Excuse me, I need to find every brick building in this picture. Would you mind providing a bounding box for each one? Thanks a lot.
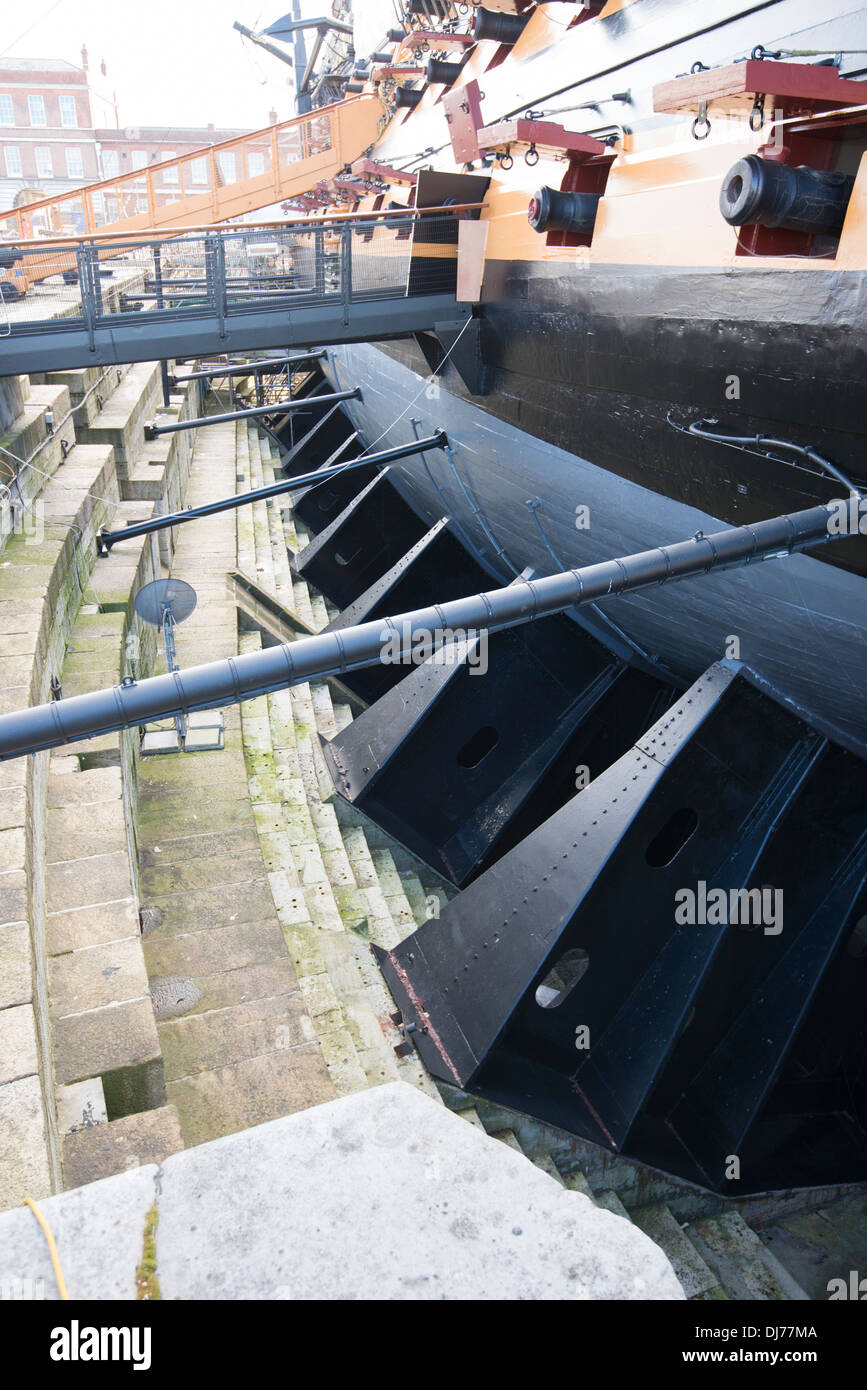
[0,51,248,216]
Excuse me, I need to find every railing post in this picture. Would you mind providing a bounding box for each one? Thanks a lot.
[214,234,227,341]
[314,227,325,297]
[153,245,171,407]
[77,242,98,353]
[341,221,352,326]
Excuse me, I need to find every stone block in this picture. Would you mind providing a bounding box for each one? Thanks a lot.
[0,1075,52,1211]
[0,921,31,1008]
[0,1004,39,1084]
[61,1106,184,1189]
[49,936,149,1017]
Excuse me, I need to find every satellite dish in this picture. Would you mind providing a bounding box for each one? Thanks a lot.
[134,577,197,627]
[133,579,198,742]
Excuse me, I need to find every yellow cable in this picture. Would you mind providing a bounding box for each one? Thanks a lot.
[24,1197,69,1300]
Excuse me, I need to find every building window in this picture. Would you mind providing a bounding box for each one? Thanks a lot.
[65,147,84,180]
[59,95,77,128]
[161,151,178,184]
[217,150,236,183]
[0,96,13,126]
[131,150,147,172]
[101,149,119,178]
[248,151,265,178]
[28,95,47,126]
[191,156,208,185]
[35,146,53,179]
[4,146,22,178]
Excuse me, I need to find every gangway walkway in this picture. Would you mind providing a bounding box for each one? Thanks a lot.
[0,208,475,375]
[0,97,381,259]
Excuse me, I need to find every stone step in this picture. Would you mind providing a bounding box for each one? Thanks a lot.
[60,1104,184,1189]
[135,419,334,1150]
[76,362,161,489]
[554,1163,596,1201]
[630,1203,723,1300]
[685,1210,810,1301]
[29,364,130,429]
[748,1195,867,1301]
[0,381,72,523]
[490,1127,523,1153]
[594,1188,632,1221]
[238,639,384,1096]
[397,869,432,927]
[45,517,164,1125]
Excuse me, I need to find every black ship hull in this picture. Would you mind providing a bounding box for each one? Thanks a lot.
[323,329,867,759]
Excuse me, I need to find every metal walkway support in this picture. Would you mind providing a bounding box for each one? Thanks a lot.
[0,500,845,761]
[96,432,447,554]
[0,208,476,375]
[376,663,867,1194]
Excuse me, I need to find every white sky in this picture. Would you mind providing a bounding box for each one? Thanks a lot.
[1,1,335,131]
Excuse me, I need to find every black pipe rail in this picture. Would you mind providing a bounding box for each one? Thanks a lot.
[0,501,842,761]
[143,388,361,439]
[97,432,448,554]
[169,351,327,385]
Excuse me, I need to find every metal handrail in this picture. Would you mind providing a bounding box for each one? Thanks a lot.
[6,205,487,251]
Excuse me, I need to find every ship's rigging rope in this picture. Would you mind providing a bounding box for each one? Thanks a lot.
[524,495,682,679]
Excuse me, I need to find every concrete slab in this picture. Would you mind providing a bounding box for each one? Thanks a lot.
[0,1082,682,1299]
[0,1163,156,1297]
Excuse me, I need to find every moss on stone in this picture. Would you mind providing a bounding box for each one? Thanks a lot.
[135,1201,161,1301]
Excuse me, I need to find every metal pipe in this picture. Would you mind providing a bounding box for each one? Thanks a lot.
[232,20,299,72]
[97,432,447,553]
[169,351,326,385]
[143,388,360,439]
[0,501,842,761]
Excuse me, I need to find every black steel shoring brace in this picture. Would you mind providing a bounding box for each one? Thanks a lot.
[97,431,449,555]
[143,388,361,440]
[0,499,846,761]
[168,350,327,386]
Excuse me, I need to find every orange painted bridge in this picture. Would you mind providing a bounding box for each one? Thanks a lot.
[0,96,383,292]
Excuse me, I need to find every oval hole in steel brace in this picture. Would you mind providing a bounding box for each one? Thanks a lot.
[535,949,590,1009]
[457,725,500,769]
